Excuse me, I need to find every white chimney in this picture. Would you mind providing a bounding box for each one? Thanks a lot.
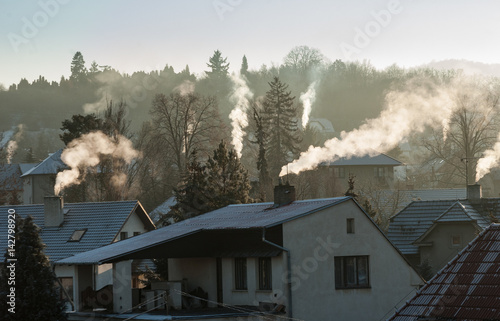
[44,196,64,227]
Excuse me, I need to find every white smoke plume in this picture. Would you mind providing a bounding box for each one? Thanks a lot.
[229,73,254,158]
[5,124,25,164]
[54,131,139,195]
[300,81,317,128]
[174,80,195,96]
[281,79,455,176]
[476,132,500,182]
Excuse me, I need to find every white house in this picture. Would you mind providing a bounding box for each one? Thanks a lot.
[59,183,423,321]
[0,196,155,311]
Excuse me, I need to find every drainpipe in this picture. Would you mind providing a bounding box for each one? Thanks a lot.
[261,228,293,319]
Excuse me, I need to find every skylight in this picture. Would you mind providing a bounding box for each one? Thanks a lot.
[68,229,87,242]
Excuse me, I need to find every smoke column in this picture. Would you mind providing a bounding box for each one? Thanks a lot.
[476,132,500,181]
[229,74,254,158]
[300,81,317,128]
[54,131,139,195]
[281,79,455,176]
[5,124,24,164]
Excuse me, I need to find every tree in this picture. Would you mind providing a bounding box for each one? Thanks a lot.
[89,61,100,74]
[240,55,249,75]
[206,50,230,79]
[70,51,87,82]
[167,142,251,220]
[251,104,272,201]
[283,45,325,72]
[0,216,67,320]
[421,82,500,188]
[261,77,301,180]
[150,92,223,175]
[60,114,102,145]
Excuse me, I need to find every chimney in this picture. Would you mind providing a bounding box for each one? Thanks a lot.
[467,184,482,205]
[44,196,64,227]
[274,180,296,207]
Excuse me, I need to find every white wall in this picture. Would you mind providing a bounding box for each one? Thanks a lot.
[113,209,148,242]
[282,200,422,321]
[221,256,285,307]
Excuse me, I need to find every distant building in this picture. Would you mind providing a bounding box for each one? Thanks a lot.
[388,223,500,321]
[21,149,67,204]
[387,184,499,275]
[0,163,36,204]
[59,183,423,321]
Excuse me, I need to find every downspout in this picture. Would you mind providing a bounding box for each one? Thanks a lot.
[52,263,75,311]
[262,228,293,319]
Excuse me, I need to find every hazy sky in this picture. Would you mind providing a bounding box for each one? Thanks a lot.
[1,0,500,87]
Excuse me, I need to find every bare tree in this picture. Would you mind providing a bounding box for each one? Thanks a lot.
[283,45,325,72]
[421,83,500,187]
[150,92,225,175]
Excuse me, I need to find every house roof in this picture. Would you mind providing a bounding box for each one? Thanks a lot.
[388,224,500,321]
[0,200,154,262]
[308,117,335,133]
[57,197,352,265]
[321,153,402,166]
[0,164,22,190]
[149,196,177,223]
[20,149,68,177]
[387,199,500,255]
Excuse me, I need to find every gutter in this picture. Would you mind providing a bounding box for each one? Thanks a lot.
[261,228,293,319]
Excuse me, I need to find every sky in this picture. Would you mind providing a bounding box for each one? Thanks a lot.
[1,0,500,87]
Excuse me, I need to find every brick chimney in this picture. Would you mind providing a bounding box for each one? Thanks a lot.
[274,180,296,207]
[467,184,482,205]
[44,196,64,227]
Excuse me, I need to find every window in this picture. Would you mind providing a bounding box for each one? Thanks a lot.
[374,167,386,177]
[133,232,141,237]
[234,258,247,290]
[335,256,370,289]
[68,229,87,242]
[258,257,272,290]
[346,218,355,234]
[58,277,74,302]
[451,235,461,247]
[334,167,346,178]
[120,232,128,240]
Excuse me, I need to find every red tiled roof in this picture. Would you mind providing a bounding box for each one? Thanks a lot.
[389,224,500,321]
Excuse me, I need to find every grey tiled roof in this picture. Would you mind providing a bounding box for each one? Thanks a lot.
[20,149,68,177]
[387,199,500,255]
[58,197,351,265]
[388,224,500,321]
[0,200,153,262]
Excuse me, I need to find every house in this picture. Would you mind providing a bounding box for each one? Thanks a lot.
[0,197,155,311]
[388,223,500,321]
[387,184,498,276]
[0,163,36,204]
[148,195,177,224]
[58,183,423,321]
[20,149,67,204]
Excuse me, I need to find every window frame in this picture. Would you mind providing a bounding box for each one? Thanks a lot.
[68,228,87,242]
[120,231,128,240]
[346,218,355,234]
[258,257,272,291]
[234,257,248,290]
[58,277,74,302]
[334,256,370,289]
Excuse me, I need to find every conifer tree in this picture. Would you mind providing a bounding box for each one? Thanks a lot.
[240,55,249,75]
[70,51,87,82]
[0,216,67,320]
[206,50,230,79]
[261,77,301,180]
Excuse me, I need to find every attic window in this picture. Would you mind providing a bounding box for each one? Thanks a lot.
[68,229,87,242]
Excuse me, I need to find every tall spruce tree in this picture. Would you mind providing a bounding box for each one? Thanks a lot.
[0,216,67,320]
[206,50,230,79]
[240,55,249,75]
[70,51,87,82]
[261,77,301,180]
[251,104,272,201]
